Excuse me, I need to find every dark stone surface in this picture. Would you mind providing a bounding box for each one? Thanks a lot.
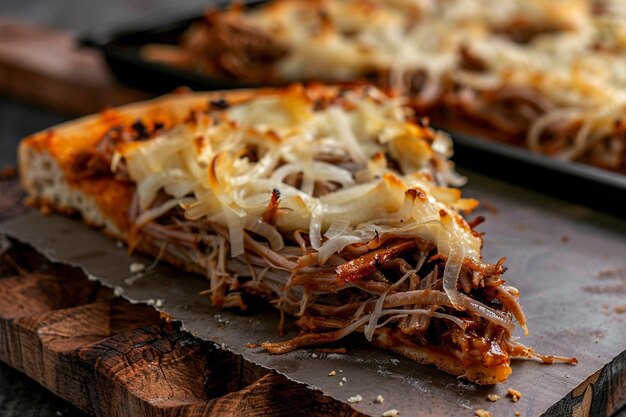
[0,0,210,35]
[0,98,66,170]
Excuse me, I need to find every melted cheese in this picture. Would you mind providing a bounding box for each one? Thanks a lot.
[115,88,482,264]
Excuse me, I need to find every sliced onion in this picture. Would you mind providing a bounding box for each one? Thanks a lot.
[364,289,389,341]
[443,247,466,309]
[318,235,362,265]
[244,216,284,251]
[327,106,367,163]
[270,162,302,183]
[383,290,452,308]
[372,219,442,237]
[324,218,352,239]
[389,268,418,290]
[164,180,196,199]
[309,204,324,250]
[312,161,354,186]
[137,169,188,210]
[527,109,579,152]
[182,194,221,220]
[226,210,245,257]
[134,198,192,228]
[231,151,280,186]
[301,157,315,195]
[461,294,515,335]
[319,181,379,205]
[382,309,468,331]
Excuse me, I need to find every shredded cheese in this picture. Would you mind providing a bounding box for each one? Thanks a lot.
[116,87,482,300]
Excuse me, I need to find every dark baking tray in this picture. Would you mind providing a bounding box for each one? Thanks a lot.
[446,131,626,217]
[81,9,626,216]
[81,0,270,93]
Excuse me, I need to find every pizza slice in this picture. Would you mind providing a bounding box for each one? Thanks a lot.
[19,84,574,384]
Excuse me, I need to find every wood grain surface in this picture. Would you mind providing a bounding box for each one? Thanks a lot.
[0,242,360,417]
[0,19,150,116]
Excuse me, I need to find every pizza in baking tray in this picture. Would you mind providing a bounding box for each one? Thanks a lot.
[141,0,626,173]
[19,85,575,384]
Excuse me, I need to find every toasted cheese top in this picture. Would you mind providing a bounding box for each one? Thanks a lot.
[113,86,481,283]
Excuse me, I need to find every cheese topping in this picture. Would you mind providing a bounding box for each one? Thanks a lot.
[114,87,481,295]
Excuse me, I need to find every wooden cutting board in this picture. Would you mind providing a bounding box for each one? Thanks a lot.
[0,247,357,417]
[0,19,149,116]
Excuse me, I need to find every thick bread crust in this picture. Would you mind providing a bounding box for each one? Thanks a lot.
[19,149,129,237]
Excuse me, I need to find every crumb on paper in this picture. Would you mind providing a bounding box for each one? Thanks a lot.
[113,286,124,297]
[146,298,164,308]
[474,409,491,417]
[487,394,500,402]
[339,381,345,386]
[328,370,337,377]
[246,343,258,348]
[129,262,146,273]
[507,388,522,402]
[347,395,363,403]
[375,394,385,404]
[341,377,347,382]
[382,409,399,417]
[311,353,318,358]
[515,412,521,417]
